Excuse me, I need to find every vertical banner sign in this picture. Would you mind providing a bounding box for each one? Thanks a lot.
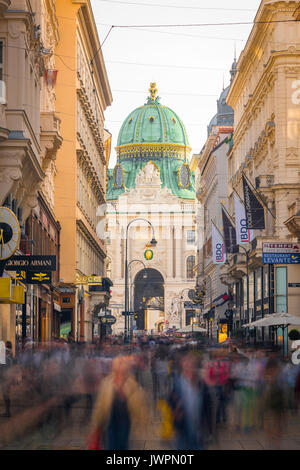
[221,207,239,253]
[242,175,265,229]
[212,222,226,265]
[234,193,254,245]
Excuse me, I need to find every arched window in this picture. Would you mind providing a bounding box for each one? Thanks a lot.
[186,255,195,279]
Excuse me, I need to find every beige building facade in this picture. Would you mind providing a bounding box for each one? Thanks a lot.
[225,0,300,346]
[0,0,62,351]
[195,77,234,340]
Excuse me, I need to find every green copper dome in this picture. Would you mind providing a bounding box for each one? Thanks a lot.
[117,83,189,148]
[107,84,195,201]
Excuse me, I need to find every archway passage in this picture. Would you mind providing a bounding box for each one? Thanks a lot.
[134,268,164,331]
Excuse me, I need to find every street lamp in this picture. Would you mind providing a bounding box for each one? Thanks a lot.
[237,245,251,344]
[124,218,157,342]
[198,274,213,339]
[128,259,147,340]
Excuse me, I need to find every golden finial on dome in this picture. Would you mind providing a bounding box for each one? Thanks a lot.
[149,82,158,100]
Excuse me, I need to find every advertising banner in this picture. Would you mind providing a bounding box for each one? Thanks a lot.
[242,175,265,229]
[221,206,238,253]
[211,222,226,265]
[234,193,254,245]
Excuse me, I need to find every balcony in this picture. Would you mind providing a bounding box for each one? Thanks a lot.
[88,278,113,316]
[284,215,300,239]
[40,112,63,171]
[0,0,10,14]
[0,104,9,142]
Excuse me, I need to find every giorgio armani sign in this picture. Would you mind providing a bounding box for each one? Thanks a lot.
[6,255,56,271]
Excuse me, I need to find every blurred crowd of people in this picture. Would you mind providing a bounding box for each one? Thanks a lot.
[0,335,299,450]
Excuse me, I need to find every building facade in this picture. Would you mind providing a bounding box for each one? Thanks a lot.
[195,77,234,341]
[106,84,196,335]
[54,0,112,342]
[225,0,300,348]
[0,0,63,351]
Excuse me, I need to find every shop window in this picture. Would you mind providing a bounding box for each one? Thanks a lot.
[276,266,287,313]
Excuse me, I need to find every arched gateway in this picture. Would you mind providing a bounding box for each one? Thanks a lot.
[134,268,164,332]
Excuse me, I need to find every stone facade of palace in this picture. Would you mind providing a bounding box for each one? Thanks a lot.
[106,84,197,335]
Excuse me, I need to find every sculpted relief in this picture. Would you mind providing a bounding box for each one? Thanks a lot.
[135,162,161,185]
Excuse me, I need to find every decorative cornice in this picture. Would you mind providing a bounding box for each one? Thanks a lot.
[77,149,105,203]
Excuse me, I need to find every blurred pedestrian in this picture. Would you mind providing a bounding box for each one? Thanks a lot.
[89,355,150,450]
[168,353,212,450]
[262,357,287,449]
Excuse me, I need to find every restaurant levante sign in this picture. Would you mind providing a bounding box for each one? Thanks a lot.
[6,255,56,271]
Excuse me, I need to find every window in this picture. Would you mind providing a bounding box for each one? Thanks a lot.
[0,41,4,81]
[0,41,5,104]
[187,230,195,245]
[186,255,195,279]
[276,267,287,313]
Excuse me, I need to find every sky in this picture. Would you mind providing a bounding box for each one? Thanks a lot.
[91,0,262,168]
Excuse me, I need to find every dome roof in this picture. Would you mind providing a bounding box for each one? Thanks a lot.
[117,83,189,148]
[207,85,234,136]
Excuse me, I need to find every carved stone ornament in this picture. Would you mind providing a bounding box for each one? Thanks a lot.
[135,162,161,185]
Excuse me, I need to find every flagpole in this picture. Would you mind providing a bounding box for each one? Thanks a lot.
[211,219,225,240]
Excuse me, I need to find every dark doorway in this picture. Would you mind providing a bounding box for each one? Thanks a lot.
[134,268,164,331]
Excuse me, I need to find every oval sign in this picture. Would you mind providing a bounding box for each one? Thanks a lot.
[100,315,116,325]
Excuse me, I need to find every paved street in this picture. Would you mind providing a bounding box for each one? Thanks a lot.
[1,377,300,451]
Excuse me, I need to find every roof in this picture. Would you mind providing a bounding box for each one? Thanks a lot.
[117,83,189,147]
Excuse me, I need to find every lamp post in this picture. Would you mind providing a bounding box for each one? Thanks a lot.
[128,259,147,341]
[238,246,250,343]
[124,218,157,343]
[202,274,213,339]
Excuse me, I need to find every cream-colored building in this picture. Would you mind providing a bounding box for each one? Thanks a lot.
[225,0,300,347]
[106,85,197,335]
[195,76,234,340]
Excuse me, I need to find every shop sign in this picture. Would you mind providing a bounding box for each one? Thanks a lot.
[184,301,202,309]
[16,270,52,284]
[288,283,300,288]
[100,315,116,325]
[6,255,56,271]
[262,253,300,264]
[75,274,102,285]
[263,243,300,253]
